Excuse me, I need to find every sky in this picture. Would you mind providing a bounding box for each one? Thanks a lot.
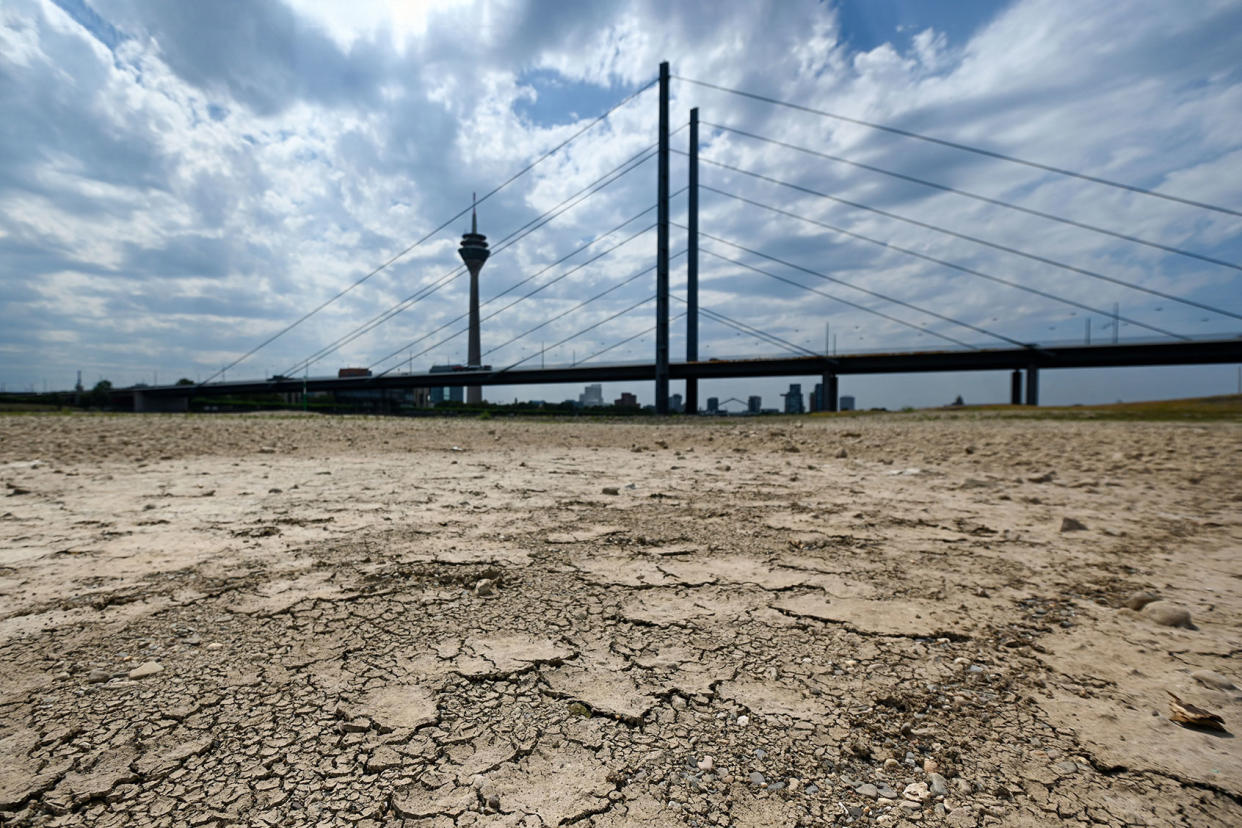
[1,0,1240,409]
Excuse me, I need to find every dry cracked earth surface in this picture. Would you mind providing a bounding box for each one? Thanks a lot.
[1,412,1240,827]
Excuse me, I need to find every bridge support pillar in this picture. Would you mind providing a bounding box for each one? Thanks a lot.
[684,107,699,416]
[134,391,188,413]
[654,61,670,414]
[823,373,838,412]
[1025,365,1039,406]
[1010,370,1023,405]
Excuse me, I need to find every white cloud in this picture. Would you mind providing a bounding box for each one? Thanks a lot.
[0,0,1239,406]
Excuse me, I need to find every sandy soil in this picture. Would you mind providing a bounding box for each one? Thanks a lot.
[0,411,1239,827]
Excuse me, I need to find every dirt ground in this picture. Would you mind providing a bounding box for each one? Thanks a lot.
[1,411,1239,827]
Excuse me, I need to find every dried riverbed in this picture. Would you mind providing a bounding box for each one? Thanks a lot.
[1,412,1239,826]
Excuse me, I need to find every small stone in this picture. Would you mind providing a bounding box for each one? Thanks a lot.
[856,783,879,799]
[1191,670,1236,691]
[206,642,224,651]
[670,695,686,710]
[601,487,620,496]
[923,758,940,775]
[883,758,900,771]
[928,773,948,797]
[835,448,848,458]
[1124,591,1161,611]
[128,661,163,679]
[749,772,766,787]
[876,784,900,799]
[473,578,496,597]
[903,782,930,802]
[697,756,714,772]
[567,701,591,718]
[1141,601,1194,628]
[1053,760,1079,775]
[735,715,749,727]
[1060,517,1087,532]
[86,668,110,683]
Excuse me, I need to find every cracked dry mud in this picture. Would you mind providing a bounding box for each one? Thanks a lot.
[1,412,1240,826]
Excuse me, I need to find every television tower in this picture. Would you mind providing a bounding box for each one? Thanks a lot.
[458,194,489,405]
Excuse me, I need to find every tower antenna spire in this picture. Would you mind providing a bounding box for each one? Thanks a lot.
[471,192,477,234]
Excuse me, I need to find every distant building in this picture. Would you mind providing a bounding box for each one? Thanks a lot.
[840,395,856,411]
[614,392,639,408]
[430,365,465,404]
[706,396,719,414]
[748,395,762,414]
[579,383,604,407]
[670,393,683,413]
[810,382,824,412]
[338,367,372,378]
[782,383,804,414]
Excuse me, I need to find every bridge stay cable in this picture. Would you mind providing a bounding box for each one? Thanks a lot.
[673,296,821,356]
[496,294,660,373]
[687,152,1242,322]
[201,75,658,386]
[578,311,687,367]
[677,211,998,349]
[372,204,671,376]
[484,252,686,361]
[283,142,664,377]
[696,246,985,350]
[695,191,1191,342]
[703,121,1242,274]
[673,75,1242,218]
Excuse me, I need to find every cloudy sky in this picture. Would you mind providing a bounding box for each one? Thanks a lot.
[2,0,1240,408]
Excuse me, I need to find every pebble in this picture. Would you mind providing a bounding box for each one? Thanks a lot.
[928,773,948,796]
[206,642,224,651]
[601,487,619,496]
[749,772,766,787]
[923,758,940,774]
[856,783,879,799]
[903,782,931,802]
[473,578,496,597]
[1060,517,1088,532]
[736,715,749,727]
[883,758,900,771]
[1141,601,1194,628]
[1124,591,1161,611]
[127,661,163,679]
[697,756,714,772]
[1191,669,1235,691]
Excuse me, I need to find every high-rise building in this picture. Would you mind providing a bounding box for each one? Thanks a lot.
[457,197,489,405]
[810,382,824,412]
[782,383,805,414]
[615,392,639,408]
[579,384,604,407]
[748,395,761,414]
[670,393,683,413]
[840,395,856,411]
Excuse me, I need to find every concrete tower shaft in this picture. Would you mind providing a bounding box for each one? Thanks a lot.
[458,196,489,405]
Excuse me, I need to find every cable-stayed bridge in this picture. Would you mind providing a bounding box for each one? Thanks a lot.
[134,62,1242,413]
